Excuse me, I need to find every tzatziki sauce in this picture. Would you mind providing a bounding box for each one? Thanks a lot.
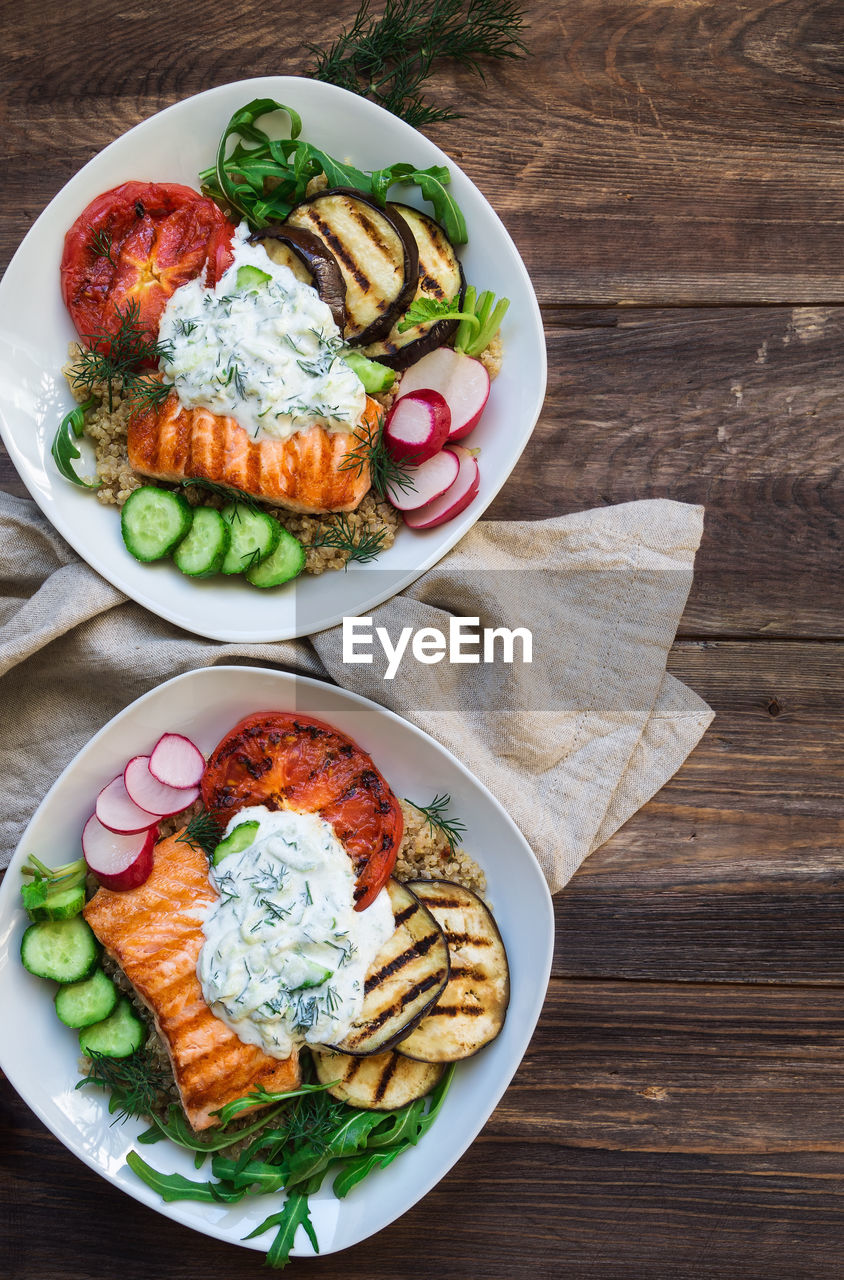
[158,223,365,442]
[197,805,394,1059]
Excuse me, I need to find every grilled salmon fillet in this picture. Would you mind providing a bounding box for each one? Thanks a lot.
[83,830,300,1130]
[127,390,379,514]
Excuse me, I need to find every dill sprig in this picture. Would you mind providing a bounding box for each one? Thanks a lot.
[177,477,262,512]
[406,792,467,854]
[308,512,388,567]
[176,807,223,858]
[88,225,116,266]
[339,408,416,501]
[77,1047,172,1124]
[70,298,174,413]
[308,0,529,128]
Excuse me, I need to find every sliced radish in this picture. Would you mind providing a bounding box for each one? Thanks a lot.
[384,389,450,464]
[396,347,490,441]
[95,774,158,835]
[149,732,205,789]
[83,814,156,891]
[124,755,199,817]
[387,447,460,513]
[404,445,481,529]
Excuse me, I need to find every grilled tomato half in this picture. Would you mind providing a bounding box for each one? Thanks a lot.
[61,181,235,348]
[201,712,404,911]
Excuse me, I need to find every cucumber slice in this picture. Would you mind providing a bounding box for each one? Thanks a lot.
[79,998,146,1059]
[211,820,260,866]
[341,349,396,394]
[173,506,230,578]
[246,529,306,588]
[27,885,86,922]
[20,916,99,983]
[220,503,281,575]
[55,968,118,1028]
[121,487,193,562]
[236,264,272,290]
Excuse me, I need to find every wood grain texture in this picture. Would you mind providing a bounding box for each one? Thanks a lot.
[5,981,844,1280]
[556,639,844,982]
[1,0,843,1276]
[3,0,843,301]
[486,306,844,636]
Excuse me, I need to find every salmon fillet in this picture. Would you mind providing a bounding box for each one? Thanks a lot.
[83,830,300,1130]
[127,391,379,514]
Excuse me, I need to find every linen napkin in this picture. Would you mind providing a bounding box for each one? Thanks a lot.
[0,491,712,892]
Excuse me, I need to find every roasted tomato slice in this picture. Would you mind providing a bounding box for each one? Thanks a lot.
[201,713,404,912]
[60,181,235,348]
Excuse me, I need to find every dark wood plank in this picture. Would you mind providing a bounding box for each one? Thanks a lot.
[3,1,843,302]
[487,305,844,637]
[5,980,844,1280]
[555,639,844,982]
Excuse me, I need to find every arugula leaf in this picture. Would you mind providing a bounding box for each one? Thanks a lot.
[51,399,100,489]
[201,99,468,243]
[245,1191,319,1269]
[212,1079,334,1126]
[125,1151,244,1204]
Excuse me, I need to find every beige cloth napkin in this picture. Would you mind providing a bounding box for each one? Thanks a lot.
[0,491,712,892]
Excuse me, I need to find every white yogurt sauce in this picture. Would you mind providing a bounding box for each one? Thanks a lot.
[158,223,365,442]
[197,805,394,1059]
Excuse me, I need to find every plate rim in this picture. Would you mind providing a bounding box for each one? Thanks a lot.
[0,664,555,1257]
[0,76,547,642]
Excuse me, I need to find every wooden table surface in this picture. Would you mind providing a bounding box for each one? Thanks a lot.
[2,2,842,1277]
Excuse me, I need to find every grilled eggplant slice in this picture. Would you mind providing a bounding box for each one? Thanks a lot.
[249,224,347,331]
[329,879,449,1056]
[312,1046,443,1111]
[363,204,466,371]
[285,188,419,346]
[397,881,510,1062]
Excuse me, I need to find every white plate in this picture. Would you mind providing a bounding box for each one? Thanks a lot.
[0,77,546,641]
[0,666,553,1259]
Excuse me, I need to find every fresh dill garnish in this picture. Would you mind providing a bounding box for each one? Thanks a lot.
[339,408,416,501]
[69,298,174,413]
[307,512,388,567]
[88,225,116,266]
[406,792,467,854]
[175,317,198,337]
[176,476,262,512]
[176,807,223,858]
[308,0,529,129]
[77,1047,172,1124]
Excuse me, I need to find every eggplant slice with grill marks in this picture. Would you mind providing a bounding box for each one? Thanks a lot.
[363,204,466,371]
[311,1046,443,1111]
[285,188,419,347]
[248,224,347,331]
[328,879,449,1056]
[396,881,510,1062]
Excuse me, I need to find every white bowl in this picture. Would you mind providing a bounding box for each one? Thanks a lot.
[0,666,554,1259]
[0,77,546,640]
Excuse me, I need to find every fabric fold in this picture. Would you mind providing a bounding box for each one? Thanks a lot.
[0,492,712,892]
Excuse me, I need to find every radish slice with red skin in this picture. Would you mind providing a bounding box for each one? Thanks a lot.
[404,445,480,529]
[387,447,459,512]
[149,732,205,789]
[82,815,156,891]
[396,347,490,441]
[384,390,450,464]
[95,774,159,835]
[124,755,199,816]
